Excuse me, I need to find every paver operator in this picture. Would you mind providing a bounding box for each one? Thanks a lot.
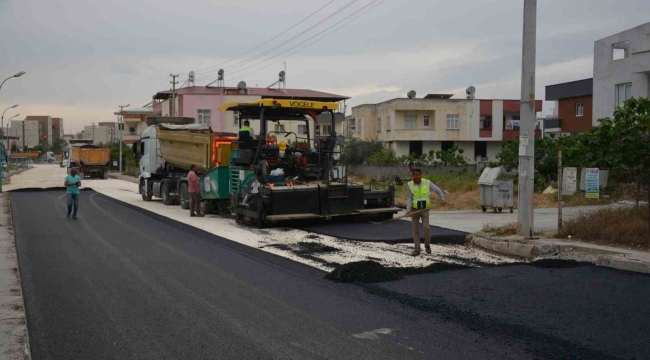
[64,168,82,219]
[405,169,446,256]
[238,120,253,139]
[188,164,204,217]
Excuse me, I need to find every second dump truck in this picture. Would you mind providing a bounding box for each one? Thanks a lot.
[137,117,235,212]
[68,144,110,179]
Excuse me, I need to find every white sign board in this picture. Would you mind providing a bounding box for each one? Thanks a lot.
[562,167,577,195]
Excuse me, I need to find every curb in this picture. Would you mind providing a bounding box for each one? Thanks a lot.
[467,234,650,275]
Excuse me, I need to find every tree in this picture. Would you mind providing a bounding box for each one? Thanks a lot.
[342,139,383,165]
[366,148,400,166]
[51,138,68,155]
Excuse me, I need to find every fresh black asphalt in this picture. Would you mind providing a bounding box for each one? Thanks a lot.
[11,190,650,360]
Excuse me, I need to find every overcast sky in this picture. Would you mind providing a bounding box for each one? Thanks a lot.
[1,0,649,132]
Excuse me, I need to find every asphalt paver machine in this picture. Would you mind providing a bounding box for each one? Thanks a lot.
[219,99,398,227]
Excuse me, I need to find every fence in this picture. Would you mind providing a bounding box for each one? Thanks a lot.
[557,151,650,246]
[123,165,139,177]
[349,164,478,178]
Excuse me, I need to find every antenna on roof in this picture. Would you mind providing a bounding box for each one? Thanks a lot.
[466,86,476,100]
[206,69,225,87]
[407,90,416,99]
[267,67,287,89]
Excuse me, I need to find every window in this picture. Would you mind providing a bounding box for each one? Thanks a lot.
[575,103,584,117]
[612,41,629,61]
[315,125,321,136]
[480,116,492,130]
[446,114,459,130]
[474,141,487,158]
[274,124,280,133]
[197,109,211,125]
[423,115,430,129]
[297,125,308,134]
[441,141,454,151]
[129,127,136,135]
[616,83,632,107]
[377,117,381,132]
[323,125,332,135]
[233,112,240,127]
[404,115,416,129]
[386,116,391,131]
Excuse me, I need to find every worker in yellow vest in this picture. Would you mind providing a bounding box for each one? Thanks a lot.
[405,169,446,256]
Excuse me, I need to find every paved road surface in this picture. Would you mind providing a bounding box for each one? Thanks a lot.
[12,190,650,359]
[12,190,525,360]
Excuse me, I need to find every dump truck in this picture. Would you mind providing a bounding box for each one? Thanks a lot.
[136,117,236,212]
[219,99,398,227]
[68,144,110,179]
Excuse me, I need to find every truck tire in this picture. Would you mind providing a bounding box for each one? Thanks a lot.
[180,183,189,210]
[200,201,213,215]
[141,180,153,201]
[161,181,175,206]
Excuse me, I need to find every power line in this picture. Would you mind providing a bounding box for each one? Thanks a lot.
[236,0,389,80]
[195,0,361,80]
[192,0,336,75]
[214,0,383,81]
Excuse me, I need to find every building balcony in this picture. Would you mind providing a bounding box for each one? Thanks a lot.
[502,129,542,142]
[544,118,562,130]
[479,129,493,138]
[381,129,436,141]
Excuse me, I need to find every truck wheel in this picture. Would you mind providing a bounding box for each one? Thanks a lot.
[180,183,189,210]
[200,201,213,215]
[140,180,152,201]
[161,181,175,206]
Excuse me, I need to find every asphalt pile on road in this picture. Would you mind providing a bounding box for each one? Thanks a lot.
[325,261,402,283]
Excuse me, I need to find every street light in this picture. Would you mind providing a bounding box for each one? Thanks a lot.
[0,71,26,193]
[118,104,129,173]
[2,104,19,147]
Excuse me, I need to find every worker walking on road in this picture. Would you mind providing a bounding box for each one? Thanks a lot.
[64,168,82,219]
[188,164,204,217]
[405,169,446,256]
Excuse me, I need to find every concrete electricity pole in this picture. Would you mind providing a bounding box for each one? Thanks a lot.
[170,74,179,116]
[118,104,129,173]
[518,0,537,238]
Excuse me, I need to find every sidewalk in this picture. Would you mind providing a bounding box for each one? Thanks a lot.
[467,232,650,274]
[0,193,30,359]
[107,171,138,184]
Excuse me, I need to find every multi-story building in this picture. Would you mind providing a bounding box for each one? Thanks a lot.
[98,122,118,144]
[83,125,113,146]
[349,93,542,163]
[152,86,348,140]
[52,118,64,141]
[24,116,53,148]
[593,22,650,123]
[544,78,593,137]
[10,120,40,149]
[112,106,154,145]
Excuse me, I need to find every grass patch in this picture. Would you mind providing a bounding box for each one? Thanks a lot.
[558,205,650,249]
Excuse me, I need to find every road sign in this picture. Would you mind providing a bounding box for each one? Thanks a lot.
[585,168,600,199]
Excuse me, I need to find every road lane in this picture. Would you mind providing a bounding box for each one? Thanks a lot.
[12,190,522,360]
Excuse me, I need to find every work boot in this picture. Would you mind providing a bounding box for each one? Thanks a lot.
[197,214,205,218]
[190,214,196,217]
[425,245,432,254]
[411,249,421,257]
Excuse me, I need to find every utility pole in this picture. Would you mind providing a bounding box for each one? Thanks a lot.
[170,74,179,116]
[118,104,129,173]
[518,0,537,238]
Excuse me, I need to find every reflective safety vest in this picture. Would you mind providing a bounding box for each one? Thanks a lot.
[239,126,253,137]
[408,179,431,210]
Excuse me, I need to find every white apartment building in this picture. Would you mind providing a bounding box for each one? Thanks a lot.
[349,93,542,164]
[593,22,650,123]
[10,120,40,149]
[83,125,113,146]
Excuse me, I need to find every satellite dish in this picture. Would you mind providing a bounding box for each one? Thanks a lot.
[189,71,195,77]
[466,86,476,99]
[279,71,285,77]
[407,90,416,99]
[237,81,247,90]
[218,69,224,76]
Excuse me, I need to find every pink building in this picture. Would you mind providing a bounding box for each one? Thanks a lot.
[152,86,348,135]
